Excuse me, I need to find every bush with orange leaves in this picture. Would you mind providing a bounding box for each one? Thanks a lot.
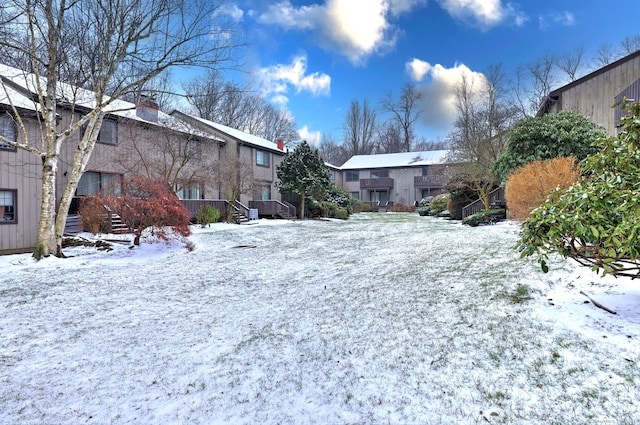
[505,157,581,220]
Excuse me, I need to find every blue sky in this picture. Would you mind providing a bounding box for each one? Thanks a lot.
[210,0,640,145]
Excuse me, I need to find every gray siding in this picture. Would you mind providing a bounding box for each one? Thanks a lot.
[549,52,640,135]
[0,123,42,253]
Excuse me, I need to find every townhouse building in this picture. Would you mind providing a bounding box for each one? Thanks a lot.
[339,150,455,207]
[0,64,290,254]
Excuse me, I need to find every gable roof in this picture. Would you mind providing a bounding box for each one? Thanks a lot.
[341,150,450,170]
[0,63,217,141]
[538,50,640,116]
[170,110,285,154]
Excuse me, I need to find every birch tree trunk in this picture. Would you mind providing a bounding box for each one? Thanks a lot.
[53,115,104,256]
[35,154,58,257]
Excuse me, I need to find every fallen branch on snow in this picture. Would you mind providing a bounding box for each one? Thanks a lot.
[579,291,617,315]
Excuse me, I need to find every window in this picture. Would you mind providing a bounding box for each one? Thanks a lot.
[77,172,121,196]
[0,115,17,150]
[371,170,389,178]
[256,150,270,167]
[177,182,202,200]
[259,185,271,201]
[97,119,118,145]
[328,170,336,181]
[345,171,359,182]
[186,140,201,159]
[0,190,16,223]
[350,191,360,200]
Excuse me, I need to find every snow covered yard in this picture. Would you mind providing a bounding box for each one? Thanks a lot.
[1,213,639,425]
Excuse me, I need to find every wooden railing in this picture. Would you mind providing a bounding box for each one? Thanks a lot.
[414,174,449,188]
[360,177,394,190]
[181,199,298,221]
[461,187,506,220]
[181,199,230,219]
[249,200,297,219]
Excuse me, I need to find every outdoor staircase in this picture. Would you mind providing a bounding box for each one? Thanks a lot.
[109,213,129,234]
[232,210,250,224]
[64,214,83,235]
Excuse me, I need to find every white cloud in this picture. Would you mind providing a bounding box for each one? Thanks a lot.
[438,0,525,29]
[406,58,432,82]
[214,3,244,23]
[407,60,487,132]
[539,11,575,30]
[258,0,425,65]
[389,0,427,16]
[298,125,322,147]
[256,54,331,104]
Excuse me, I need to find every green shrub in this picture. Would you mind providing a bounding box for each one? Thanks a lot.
[417,206,430,216]
[310,200,350,219]
[463,209,506,227]
[418,197,433,207]
[324,185,355,214]
[196,205,220,227]
[429,193,450,216]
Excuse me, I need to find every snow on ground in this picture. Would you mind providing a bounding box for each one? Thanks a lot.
[0,213,639,425]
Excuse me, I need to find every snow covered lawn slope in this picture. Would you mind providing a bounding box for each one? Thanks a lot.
[1,213,638,424]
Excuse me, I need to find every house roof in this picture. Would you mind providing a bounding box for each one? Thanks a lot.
[538,50,640,116]
[340,150,450,170]
[0,63,218,141]
[170,111,285,154]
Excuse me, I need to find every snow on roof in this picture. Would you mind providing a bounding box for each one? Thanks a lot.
[0,65,40,112]
[0,63,215,140]
[340,150,450,170]
[182,114,284,154]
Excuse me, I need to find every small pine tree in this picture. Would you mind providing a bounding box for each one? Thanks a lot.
[195,205,220,227]
[276,140,332,219]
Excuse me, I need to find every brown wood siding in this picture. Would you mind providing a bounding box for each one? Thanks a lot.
[555,54,640,135]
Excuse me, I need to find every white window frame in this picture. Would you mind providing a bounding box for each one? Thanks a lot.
[0,189,17,223]
[256,150,270,167]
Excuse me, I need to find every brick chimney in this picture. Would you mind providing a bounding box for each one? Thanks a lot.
[277,139,284,150]
[136,95,159,122]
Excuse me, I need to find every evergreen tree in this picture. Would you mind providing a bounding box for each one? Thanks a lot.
[276,141,332,219]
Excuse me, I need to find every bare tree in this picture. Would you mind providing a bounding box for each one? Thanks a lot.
[557,46,584,82]
[184,70,249,125]
[413,136,449,151]
[343,98,378,157]
[0,0,240,258]
[379,83,423,152]
[448,65,516,210]
[259,103,299,143]
[377,121,404,154]
[114,121,219,196]
[592,42,619,68]
[620,34,640,55]
[527,55,557,113]
[184,73,298,143]
[317,134,349,166]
